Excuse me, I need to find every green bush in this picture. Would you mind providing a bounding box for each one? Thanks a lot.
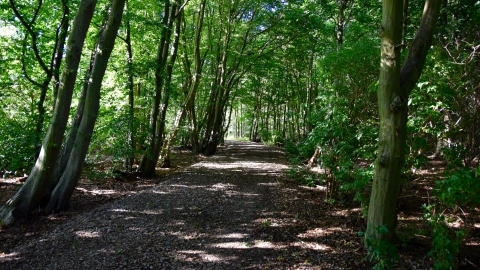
[423,204,465,270]
[89,109,141,167]
[363,225,400,270]
[422,166,480,269]
[0,117,37,174]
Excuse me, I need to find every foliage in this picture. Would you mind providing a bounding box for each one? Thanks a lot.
[299,38,378,202]
[423,204,465,270]
[341,166,373,216]
[421,165,480,269]
[89,107,142,168]
[287,164,322,187]
[362,225,400,270]
[0,115,37,174]
[435,167,480,208]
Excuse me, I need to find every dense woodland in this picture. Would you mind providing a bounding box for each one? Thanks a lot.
[0,0,479,268]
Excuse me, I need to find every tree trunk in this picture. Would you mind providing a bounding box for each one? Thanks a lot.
[49,77,88,192]
[139,0,173,177]
[124,0,136,172]
[46,0,126,212]
[0,0,98,226]
[366,0,441,244]
[52,0,70,112]
[49,32,101,192]
[159,0,206,164]
[155,5,181,168]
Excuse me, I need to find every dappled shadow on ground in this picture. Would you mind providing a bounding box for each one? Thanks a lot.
[1,141,478,269]
[0,141,371,269]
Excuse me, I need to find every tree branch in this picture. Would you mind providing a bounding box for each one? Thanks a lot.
[400,0,441,97]
[8,0,50,74]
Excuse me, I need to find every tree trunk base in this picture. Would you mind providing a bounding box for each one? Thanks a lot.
[0,206,24,226]
[201,142,217,156]
[160,158,171,168]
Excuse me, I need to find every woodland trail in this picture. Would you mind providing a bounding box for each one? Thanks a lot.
[1,141,371,269]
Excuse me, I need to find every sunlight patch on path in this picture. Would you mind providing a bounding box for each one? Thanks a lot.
[215,233,249,239]
[0,252,20,261]
[178,250,237,262]
[75,230,101,238]
[191,161,288,171]
[210,241,286,249]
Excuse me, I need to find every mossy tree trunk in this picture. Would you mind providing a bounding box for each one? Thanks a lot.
[159,0,206,165]
[139,0,178,177]
[366,0,441,244]
[46,0,126,213]
[0,0,98,226]
[124,0,136,172]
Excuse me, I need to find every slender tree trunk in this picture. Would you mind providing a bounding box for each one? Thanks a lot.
[139,0,174,177]
[220,94,235,144]
[0,0,97,226]
[179,14,200,154]
[50,28,102,192]
[366,0,405,244]
[156,6,182,168]
[403,0,409,49]
[52,0,70,112]
[306,40,316,132]
[366,0,441,244]
[159,0,206,164]
[124,0,136,172]
[49,77,88,192]
[337,0,349,47]
[46,0,126,212]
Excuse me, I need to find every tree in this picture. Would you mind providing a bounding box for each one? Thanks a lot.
[366,0,441,244]
[0,0,98,226]
[139,0,182,177]
[7,0,70,157]
[45,0,126,212]
[159,0,207,165]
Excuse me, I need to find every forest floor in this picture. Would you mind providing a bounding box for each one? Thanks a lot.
[0,140,479,269]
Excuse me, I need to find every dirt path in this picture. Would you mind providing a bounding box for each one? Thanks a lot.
[1,141,372,269]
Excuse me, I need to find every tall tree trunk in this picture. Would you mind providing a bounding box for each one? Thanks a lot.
[156,6,182,168]
[306,40,316,133]
[403,0,409,49]
[124,0,136,172]
[49,82,87,192]
[0,0,97,226]
[49,38,98,192]
[365,0,405,245]
[52,0,71,112]
[159,0,206,165]
[366,0,441,244]
[46,0,126,212]
[179,14,200,154]
[140,0,179,177]
[336,0,349,47]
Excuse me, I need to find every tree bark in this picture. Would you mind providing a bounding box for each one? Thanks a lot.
[0,0,97,226]
[124,0,136,172]
[52,0,71,112]
[155,3,183,167]
[140,0,180,177]
[46,0,126,212]
[49,77,88,192]
[159,0,206,164]
[366,0,441,244]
